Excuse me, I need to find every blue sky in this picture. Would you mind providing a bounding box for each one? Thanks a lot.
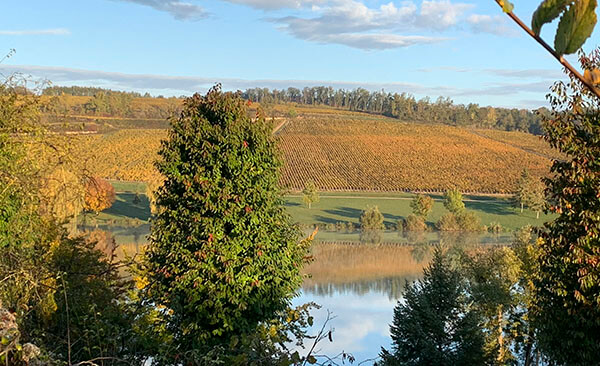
[1,0,599,108]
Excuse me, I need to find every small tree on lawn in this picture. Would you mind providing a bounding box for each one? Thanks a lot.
[410,194,433,218]
[379,247,488,365]
[360,205,385,244]
[143,86,310,360]
[444,188,465,214]
[527,179,545,219]
[302,180,319,209]
[83,177,116,215]
[515,169,532,213]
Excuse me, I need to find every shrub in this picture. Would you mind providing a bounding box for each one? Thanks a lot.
[437,213,460,231]
[404,214,426,232]
[457,211,482,232]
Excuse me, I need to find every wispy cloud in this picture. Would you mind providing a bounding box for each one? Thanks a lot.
[0,28,70,36]
[0,64,460,96]
[111,0,208,20]
[223,0,326,10]
[417,67,566,81]
[0,64,554,108]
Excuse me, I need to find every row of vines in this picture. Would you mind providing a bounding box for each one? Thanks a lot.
[72,113,553,193]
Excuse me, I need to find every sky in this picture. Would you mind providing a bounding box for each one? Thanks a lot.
[1,0,599,109]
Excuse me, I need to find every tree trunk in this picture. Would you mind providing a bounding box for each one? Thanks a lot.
[524,328,535,366]
[497,305,505,363]
[520,202,524,213]
[536,211,540,219]
[308,202,311,209]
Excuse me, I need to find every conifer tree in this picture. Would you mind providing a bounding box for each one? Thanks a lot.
[379,247,488,366]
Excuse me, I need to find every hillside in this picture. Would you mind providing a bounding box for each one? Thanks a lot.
[72,108,555,194]
[278,115,553,193]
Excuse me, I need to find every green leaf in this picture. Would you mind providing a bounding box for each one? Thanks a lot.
[532,0,573,35]
[307,355,317,364]
[498,0,515,13]
[555,0,598,55]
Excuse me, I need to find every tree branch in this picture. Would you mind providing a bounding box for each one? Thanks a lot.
[496,0,600,100]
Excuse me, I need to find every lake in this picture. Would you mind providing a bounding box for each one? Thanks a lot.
[88,224,513,364]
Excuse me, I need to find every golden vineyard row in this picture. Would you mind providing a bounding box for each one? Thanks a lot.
[72,116,554,193]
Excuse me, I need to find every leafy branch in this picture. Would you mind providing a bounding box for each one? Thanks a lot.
[495,0,600,99]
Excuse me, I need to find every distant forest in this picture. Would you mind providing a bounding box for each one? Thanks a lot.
[43,85,547,134]
[242,86,548,134]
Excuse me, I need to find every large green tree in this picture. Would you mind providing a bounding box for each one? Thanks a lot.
[143,86,310,359]
[530,51,600,364]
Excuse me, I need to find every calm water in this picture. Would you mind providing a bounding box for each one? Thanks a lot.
[87,224,512,364]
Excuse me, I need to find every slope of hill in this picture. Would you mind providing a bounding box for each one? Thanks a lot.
[73,109,555,193]
[278,116,551,193]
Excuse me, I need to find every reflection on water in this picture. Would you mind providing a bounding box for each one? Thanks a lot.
[90,225,512,364]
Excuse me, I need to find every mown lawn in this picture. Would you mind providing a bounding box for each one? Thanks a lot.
[96,181,553,233]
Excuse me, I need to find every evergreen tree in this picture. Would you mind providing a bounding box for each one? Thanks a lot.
[143,86,310,358]
[379,247,488,366]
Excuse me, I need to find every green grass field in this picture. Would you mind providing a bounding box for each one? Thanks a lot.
[94,181,552,234]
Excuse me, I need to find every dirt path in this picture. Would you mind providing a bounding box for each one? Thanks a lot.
[467,129,555,160]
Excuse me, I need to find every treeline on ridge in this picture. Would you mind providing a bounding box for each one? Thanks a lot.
[243,86,548,134]
[42,85,547,134]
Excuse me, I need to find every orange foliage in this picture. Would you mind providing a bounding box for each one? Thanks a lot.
[84,177,116,214]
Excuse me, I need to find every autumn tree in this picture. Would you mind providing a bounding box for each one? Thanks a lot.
[531,51,600,364]
[84,177,116,215]
[143,86,310,361]
[379,247,489,365]
[0,65,135,365]
[410,194,433,218]
[302,180,319,209]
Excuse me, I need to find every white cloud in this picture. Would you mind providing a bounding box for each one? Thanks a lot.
[271,0,472,50]
[418,0,474,30]
[223,0,327,10]
[0,29,70,36]
[466,14,518,36]
[314,33,447,50]
[112,0,208,20]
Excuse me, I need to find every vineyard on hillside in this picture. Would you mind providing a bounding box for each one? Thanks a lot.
[74,129,166,182]
[278,117,552,193]
[72,113,555,193]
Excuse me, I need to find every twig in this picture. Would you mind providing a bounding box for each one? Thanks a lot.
[71,357,131,366]
[495,0,600,100]
[303,310,337,366]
